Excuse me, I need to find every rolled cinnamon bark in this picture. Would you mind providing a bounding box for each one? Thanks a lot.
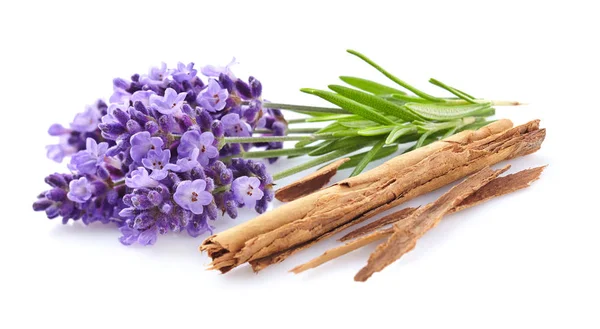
[201,119,544,273]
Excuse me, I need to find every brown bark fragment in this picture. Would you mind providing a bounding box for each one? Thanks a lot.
[293,166,545,274]
[354,166,510,282]
[341,166,546,241]
[275,158,350,202]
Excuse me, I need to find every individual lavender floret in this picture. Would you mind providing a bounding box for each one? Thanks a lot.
[172,62,198,83]
[201,57,237,78]
[197,79,229,112]
[149,88,188,115]
[142,149,172,180]
[177,131,219,166]
[126,167,159,189]
[67,177,94,203]
[129,131,164,163]
[173,179,213,214]
[231,176,264,208]
[68,138,109,175]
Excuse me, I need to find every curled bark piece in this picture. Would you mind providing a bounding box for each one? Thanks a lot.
[341,166,547,241]
[201,119,542,274]
[340,207,418,242]
[292,166,545,274]
[275,158,350,202]
[354,166,510,282]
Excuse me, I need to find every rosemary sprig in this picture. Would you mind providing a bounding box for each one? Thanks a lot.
[222,50,523,181]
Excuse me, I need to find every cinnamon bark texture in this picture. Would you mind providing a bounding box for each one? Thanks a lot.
[292,166,545,275]
[201,119,545,274]
[341,166,546,241]
[354,166,510,281]
[275,158,350,202]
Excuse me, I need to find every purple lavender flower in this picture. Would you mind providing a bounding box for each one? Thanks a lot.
[68,138,108,175]
[149,88,187,115]
[48,124,70,136]
[129,131,163,162]
[70,105,102,132]
[171,148,200,172]
[141,149,171,180]
[221,113,251,137]
[125,167,159,188]
[172,62,198,83]
[46,139,77,163]
[131,90,157,107]
[197,79,229,112]
[201,57,237,78]
[178,131,219,166]
[231,176,264,208]
[140,62,169,87]
[174,179,213,215]
[67,177,93,203]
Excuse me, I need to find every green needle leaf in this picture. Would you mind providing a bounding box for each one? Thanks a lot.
[306,114,355,122]
[308,136,380,156]
[357,125,395,136]
[429,78,477,104]
[339,76,407,95]
[385,126,418,144]
[337,145,399,170]
[328,84,422,121]
[350,140,385,177]
[390,93,431,104]
[301,88,397,126]
[346,49,444,102]
[404,102,493,121]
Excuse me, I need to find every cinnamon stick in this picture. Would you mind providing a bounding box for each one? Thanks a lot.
[341,166,546,241]
[274,157,350,202]
[201,119,545,273]
[291,166,545,274]
[354,166,510,281]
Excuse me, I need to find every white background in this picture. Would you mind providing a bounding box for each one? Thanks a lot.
[1,1,598,328]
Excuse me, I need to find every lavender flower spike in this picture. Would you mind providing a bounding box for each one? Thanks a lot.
[197,79,229,113]
[174,179,213,215]
[232,176,264,208]
[149,88,187,115]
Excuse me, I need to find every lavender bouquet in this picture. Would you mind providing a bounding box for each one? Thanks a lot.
[33,60,287,245]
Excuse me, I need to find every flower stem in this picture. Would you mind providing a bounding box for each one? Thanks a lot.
[253,127,321,134]
[242,146,318,159]
[263,102,348,114]
[287,118,309,124]
[223,134,335,144]
[273,146,362,181]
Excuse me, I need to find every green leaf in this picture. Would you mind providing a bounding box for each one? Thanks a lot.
[404,102,493,121]
[273,145,363,181]
[262,102,348,114]
[385,126,418,144]
[338,119,379,129]
[328,84,422,121]
[391,93,431,104]
[429,78,477,104]
[301,88,397,126]
[346,49,444,102]
[357,125,395,136]
[306,114,355,122]
[350,140,386,177]
[339,76,407,95]
[308,136,379,156]
[332,129,361,137]
[337,145,399,170]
